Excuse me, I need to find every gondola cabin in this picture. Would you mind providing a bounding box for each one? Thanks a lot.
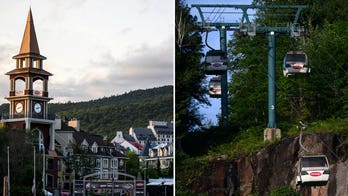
[296,155,330,186]
[283,51,310,77]
[205,50,228,75]
[209,76,221,98]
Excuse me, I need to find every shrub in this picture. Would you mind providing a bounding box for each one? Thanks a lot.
[269,185,299,196]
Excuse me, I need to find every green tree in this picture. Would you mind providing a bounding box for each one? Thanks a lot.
[0,127,42,195]
[124,151,140,177]
[175,0,208,136]
[228,0,348,128]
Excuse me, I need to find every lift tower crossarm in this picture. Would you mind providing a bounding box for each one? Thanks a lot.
[192,4,307,33]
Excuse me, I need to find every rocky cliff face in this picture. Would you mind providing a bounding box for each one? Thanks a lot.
[193,133,348,195]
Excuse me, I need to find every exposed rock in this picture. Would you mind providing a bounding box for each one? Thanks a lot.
[193,132,348,195]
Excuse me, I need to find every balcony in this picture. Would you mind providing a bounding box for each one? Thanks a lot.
[10,90,49,97]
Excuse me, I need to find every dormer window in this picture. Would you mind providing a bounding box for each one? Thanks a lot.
[92,146,97,153]
[92,142,98,153]
[81,144,88,152]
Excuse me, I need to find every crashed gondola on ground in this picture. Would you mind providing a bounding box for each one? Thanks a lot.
[296,155,330,186]
[209,76,221,98]
[205,50,228,75]
[283,51,310,77]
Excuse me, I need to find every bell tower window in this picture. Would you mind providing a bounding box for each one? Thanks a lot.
[15,78,25,96]
[33,79,43,96]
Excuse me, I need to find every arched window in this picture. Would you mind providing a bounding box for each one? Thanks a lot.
[32,128,44,152]
[15,78,25,96]
[33,79,43,96]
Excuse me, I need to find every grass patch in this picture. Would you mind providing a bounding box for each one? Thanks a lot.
[308,118,348,133]
[205,118,348,159]
[208,126,267,158]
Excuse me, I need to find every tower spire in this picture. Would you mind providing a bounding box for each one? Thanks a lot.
[14,8,44,59]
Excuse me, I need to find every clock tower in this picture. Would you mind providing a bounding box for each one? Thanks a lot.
[3,8,55,151]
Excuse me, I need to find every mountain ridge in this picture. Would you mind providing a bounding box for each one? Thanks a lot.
[0,85,173,136]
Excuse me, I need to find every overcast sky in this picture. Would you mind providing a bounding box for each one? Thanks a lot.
[0,0,173,104]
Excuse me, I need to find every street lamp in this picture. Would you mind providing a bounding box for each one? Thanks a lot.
[33,146,36,196]
[140,161,148,196]
[7,146,10,196]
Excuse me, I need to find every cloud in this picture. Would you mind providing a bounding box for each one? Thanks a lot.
[118,27,132,35]
[49,37,173,103]
[0,0,173,104]
[0,43,18,103]
[0,43,17,62]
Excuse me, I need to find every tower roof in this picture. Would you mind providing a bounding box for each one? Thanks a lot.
[13,8,46,59]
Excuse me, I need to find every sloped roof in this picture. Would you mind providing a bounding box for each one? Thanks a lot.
[73,130,125,157]
[130,141,143,150]
[153,122,173,134]
[73,131,104,146]
[13,8,46,60]
[6,67,52,76]
[141,140,152,157]
[123,133,136,142]
[133,128,156,141]
[147,178,174,186]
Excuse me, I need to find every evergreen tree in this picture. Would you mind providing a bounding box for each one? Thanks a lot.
[228,0,348,128]
[175,0,207,136]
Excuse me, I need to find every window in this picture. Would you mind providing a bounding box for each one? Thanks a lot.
[103,159,108,168]
[111,170,118,179]
[81,144,88,152]
[111,159,118,168]
[96,159,101,168]
[15,78,25,96]
[92,146,98,153]
[102,170,108,179]
[33,79,43,96]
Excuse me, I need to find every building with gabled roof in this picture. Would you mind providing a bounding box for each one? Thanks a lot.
[111,131,142,155]
[141,142,173,170]
[54,119,127,193]
[147,121,173,145]
[129,127,157,147]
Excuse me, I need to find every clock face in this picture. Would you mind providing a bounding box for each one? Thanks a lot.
[34,103,42,113]
[15,102,23,113]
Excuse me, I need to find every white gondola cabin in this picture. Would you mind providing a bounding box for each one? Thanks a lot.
[283,51,310,77]
[209,76,221,98]
[205,50,228,75]
[296,155,330,186]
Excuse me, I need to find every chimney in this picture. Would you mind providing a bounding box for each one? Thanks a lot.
[103,136,108,145]
[54,118,62,130]
[68,119,80,132]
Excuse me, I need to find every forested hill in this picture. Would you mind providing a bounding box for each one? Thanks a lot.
[0,86,173,136]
